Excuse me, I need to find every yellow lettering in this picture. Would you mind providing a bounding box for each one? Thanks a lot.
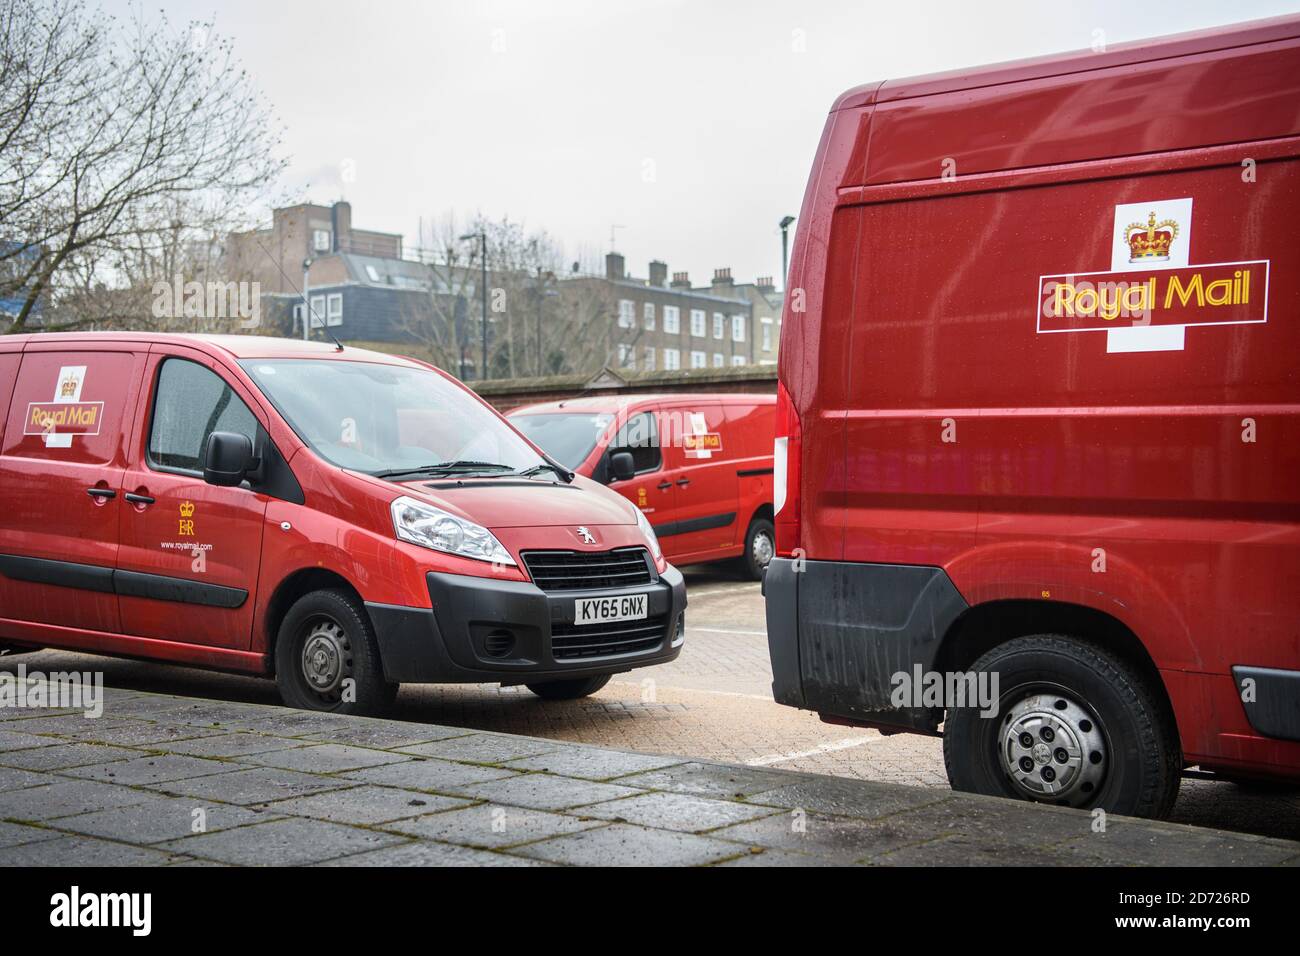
[1164,273,1204,309]
[1205,278,1233,306]
[178,519,195,536]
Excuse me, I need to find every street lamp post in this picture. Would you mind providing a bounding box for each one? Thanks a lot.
[302,258,313,341]
[459,231,488,380]
[779,216,796,285]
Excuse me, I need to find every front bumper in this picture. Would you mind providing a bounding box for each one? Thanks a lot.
[366,563,686,684]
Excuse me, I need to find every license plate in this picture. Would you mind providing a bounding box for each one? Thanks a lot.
[574,593,648,625]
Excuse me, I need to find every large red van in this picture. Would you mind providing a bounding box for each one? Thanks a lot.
[765,16,1300,817]
[509,394,776,579]
[0,334,685,712]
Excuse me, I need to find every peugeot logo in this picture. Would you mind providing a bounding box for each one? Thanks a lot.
[576,526,596,544]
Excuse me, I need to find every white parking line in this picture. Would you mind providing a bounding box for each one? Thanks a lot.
[687,583,762,600]
[689,626,768,637]
[746,735,881,766]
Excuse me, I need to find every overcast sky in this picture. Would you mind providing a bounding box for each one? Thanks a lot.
[160,0,1300,285]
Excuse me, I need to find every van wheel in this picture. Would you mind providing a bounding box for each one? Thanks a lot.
[943,634,1180,819]
[274,589,397,716]
[740,516,776,580]
[525,674,611,700]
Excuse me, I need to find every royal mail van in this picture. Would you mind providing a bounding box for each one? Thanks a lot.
[508,394,776,579]
[0,334,685,712]
[765,16,1300,817]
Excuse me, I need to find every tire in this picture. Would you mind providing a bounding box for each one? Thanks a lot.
[740,516,776,581]
[274,588,397,716]
[525,674,612,700]
[943,634,1181,819]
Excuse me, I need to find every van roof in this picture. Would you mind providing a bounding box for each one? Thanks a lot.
[4,332,425,367]
[832,13,1300,110]
[509,393,775,415]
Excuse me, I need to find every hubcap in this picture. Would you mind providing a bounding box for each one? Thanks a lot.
[301,619,348,694]
[752,529,775,568]
[999,691,1107,806]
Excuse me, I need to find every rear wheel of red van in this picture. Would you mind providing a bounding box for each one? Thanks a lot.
[274,589,398,716]
[740,516,776,581]
[943,635,1181,819]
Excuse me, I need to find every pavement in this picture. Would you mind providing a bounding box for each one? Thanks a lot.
[1,682,1298,866]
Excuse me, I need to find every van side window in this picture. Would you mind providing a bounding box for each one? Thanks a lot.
[610,411,660,474]
[149,359,258,473]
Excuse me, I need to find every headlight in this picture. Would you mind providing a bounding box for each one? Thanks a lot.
[635,507,662,561]
[391,496,516,566]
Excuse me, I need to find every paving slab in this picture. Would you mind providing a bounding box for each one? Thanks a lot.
[513,822,748,867]
[1,686,1297,867]
[341,757,518,792]
[255,785,472,825]
[386,804,606,848]
[158,816,406,866]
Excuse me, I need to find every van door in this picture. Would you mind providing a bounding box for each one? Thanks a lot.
[0,344,147,634]
[658,402,739,560]
[114,349,269,649]
[605,407,676,538]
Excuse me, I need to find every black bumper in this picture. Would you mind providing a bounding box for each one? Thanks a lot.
[366,564,686,684]
[1233,665,1300,742]
[763,557,968,733]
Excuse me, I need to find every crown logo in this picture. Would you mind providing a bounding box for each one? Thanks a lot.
[179,501,195,518]
[59,375,78,398]
[1125,211,1179,262]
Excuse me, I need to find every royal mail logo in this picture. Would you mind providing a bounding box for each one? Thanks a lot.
[1037,198,1269,353]
[24,401,104,437]
[682,432,722,453]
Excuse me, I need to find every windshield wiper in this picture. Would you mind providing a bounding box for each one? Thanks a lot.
[516,462,575,483]
[373,460,516,480]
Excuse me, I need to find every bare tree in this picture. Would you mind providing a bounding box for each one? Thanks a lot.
[401,213,620,380]
[0,0,284,332]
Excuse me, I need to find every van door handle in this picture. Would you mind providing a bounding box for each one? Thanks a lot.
[124,492,155,505]
[676,478,691,488]
[657,481,672,491]
[86,488,116,499]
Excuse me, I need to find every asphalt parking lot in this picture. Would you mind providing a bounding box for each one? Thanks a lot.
[4,564,1298,842]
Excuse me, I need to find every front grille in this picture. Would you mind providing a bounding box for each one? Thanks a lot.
[550,614,667,660]
[522,548,653,591]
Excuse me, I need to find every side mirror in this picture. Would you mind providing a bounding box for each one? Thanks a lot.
[204,431,254,487]
[609,451,636,482]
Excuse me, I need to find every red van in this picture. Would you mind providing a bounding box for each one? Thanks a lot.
[509,394,776,579]
[0,334,685,712]
[765,16,1300,818]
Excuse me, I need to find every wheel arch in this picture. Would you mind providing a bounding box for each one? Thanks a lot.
[934,598,1179,742]
[261,567,367,672]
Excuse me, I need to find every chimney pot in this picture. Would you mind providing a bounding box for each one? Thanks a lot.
[605,252,625,280]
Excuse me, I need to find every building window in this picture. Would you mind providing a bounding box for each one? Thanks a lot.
[713,313,724,339]
[690,309,706,337]
[663,348,680,370]
[712,353,724,367]
[643,346,656,371]
[618,299,636,329]
[643,302,655,330]
[326,293,343,327]
[663,305,680,334]
[309,295,326,328]
[313,229,331,253]
[731,314,745,342]
[761,317,774,351]
[731,355,746,367]
[617,343,635,368]
[690,351,706,369]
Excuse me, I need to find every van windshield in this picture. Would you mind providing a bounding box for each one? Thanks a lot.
[510,413,613,470]
[241,359,546,476]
